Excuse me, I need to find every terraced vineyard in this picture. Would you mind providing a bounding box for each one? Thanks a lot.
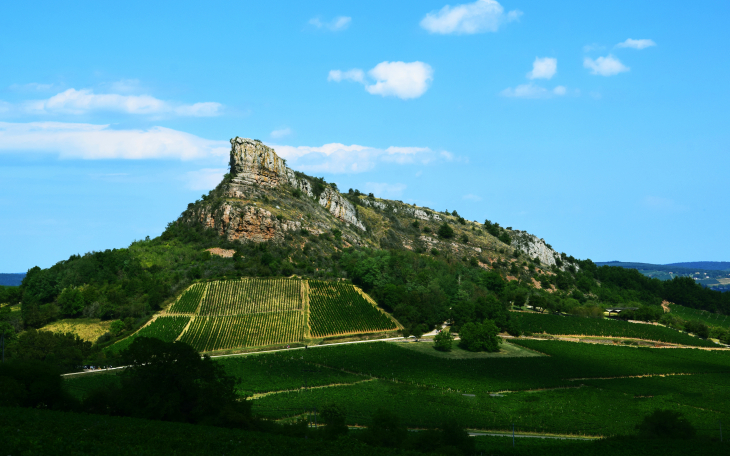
[199,278,300,315]
[512,312,718,347]
[168,283,206,313]
[180,311,304,352]
[109,316,190,352]
[308,281,399,337]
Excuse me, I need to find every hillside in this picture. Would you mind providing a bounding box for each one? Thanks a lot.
[596,261,730,292]
[7,136,730,356]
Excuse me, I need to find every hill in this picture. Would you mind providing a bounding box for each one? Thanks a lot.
[595,261,730,292]
[0,273,25,286]
[666,261,730,271]
[7,136,730,353]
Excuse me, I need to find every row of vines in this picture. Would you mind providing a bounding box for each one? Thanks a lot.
[109,316,190,352]
[512,313,718,347]
[668,303,730,329]
[180,311,304,351]
[168,283,206,313]
[199,279,301,315]
[308,281,397,337]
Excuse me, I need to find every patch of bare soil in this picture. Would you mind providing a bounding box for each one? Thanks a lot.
[207,248,235,258]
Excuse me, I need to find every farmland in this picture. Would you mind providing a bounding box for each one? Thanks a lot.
[511,312,718,347]
[108,316,190,352]
[308,281,398,337]
[668,303,730,329]
[179,312,304,351]
[113,278,398,352]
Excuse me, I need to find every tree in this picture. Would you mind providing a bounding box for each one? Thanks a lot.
[437,223,454,239]
[9,330,92,373]
[320,404,348,439]
[458,319,501,352]
[84,337,250,426]
[365,408,407,448]
[498,232,512,245]
[636,409,696,439]
[0,360,77,409]
[433,329,453,351]
[411,325,424,340]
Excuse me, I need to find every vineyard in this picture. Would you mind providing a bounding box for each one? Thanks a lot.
[668,303,730,328]
[111,278,399,352]
[180,312,304,351]
[168,283,206,313]
[109,316,190,352]
[512,312,718,347]
[308,281,398,337]
[199,279,301,315]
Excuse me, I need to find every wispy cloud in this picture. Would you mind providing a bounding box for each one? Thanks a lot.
[329,61,433,100]
[8,82,55,92]
[186,168,228,190]
[500,83,567,98]
[583,55,629,76]
[270,127,292,139]
[309,16,351,32]
[4,88,223,117]
[616,38,656,50]
[364,182,407,198]
[0,121,229,160]
[420,0,521,35]
[527,57,557,80]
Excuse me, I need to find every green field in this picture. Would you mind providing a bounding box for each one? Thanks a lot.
[511,312,718,347]
[668,303,730,329]
[108,316,190,352]
[180,312,304,351]
[168,283,206,313]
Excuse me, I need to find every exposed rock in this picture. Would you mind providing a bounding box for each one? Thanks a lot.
[206,248,235,258]
[187,203,301,243]
[510,231,559,268]
[318,188,365,231]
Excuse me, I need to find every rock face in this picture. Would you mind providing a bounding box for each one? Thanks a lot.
[510,231,559,267]
[319,188,365,231]
[189,202,301,243]
[229,137,292,188]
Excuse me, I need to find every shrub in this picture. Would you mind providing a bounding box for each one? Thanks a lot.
[636,409,696,439]
[433,330,453,352]
[458,320,501,352]
[437,223,454,239]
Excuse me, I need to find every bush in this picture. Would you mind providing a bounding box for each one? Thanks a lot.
[433,330,453,351]
[437,223,454,239]
[364,408,407,448]
[636,409,696,439]
[458,319,501,352]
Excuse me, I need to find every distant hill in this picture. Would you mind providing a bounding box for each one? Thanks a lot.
[0,273,25,287]
[665,261,730,271]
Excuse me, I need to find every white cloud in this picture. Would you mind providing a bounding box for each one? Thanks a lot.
[0,121,229,160]
[583,55,629,76]
[583,43,606,53]
[270,142,445,174]
[463,194,482,201]
[420,0,521,34]
[9,82,54,92]
[14,88,223,117]
[616,38,656,50]
[186,168,228,190]
[327,69,365,83]
[500,83,567,98]
[309,16,351,31]
[270,127,292,139]
[364,182,407,198]
[329,62,433,100]
[527,57,557,80]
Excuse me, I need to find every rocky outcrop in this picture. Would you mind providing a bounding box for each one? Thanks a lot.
[510,231,559,267]
[361,199,442,221]
[318,188,365,231]
[190,202,301,243]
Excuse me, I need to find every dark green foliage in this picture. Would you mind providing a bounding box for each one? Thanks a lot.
[683,320,710,339]
[320,404,348,439]
[363,408,407,448]
[458,319,501,352]
[0,360,76,409]
[8,330,93,373]
[636,410,696,439]
[498,232,512,245]
[0,285,21,305]
[108,316,190,353]
[437,223,454,239]
[433,330,453,351]
[85,337,251,426]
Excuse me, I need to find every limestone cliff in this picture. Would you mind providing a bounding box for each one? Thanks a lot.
[510,231,560,268]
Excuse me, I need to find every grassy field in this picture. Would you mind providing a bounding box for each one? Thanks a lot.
[396,340,542,359]
[41,318,113,342]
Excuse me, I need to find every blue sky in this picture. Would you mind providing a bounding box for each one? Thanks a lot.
[1,0,729,272]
